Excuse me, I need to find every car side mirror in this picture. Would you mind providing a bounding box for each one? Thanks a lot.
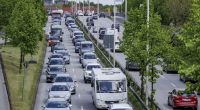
[46,62,49,65]
[49,32,52,34]
[168,92,172,94]
[41,105,45,108]
[91,81,94,87]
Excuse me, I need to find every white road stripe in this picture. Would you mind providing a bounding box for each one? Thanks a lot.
[170,83,176,88]
[78,93,81,98]
[160,75,165,79]
[81,106,84,110]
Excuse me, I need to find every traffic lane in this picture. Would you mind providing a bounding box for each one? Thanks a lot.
[61,19,97,110]
[78,16,200,110]
[0,63,10,110]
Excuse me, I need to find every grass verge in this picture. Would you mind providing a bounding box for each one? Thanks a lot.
[0,37,46,110]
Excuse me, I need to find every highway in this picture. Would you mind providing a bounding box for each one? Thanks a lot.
[78,16,200,110]
[34,16,97,110]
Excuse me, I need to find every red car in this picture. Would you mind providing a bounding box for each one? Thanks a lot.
[168,88,198,110]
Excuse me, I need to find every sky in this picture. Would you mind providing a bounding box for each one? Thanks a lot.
[68,0,123,5]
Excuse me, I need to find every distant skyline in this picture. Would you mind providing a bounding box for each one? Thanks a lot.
[68,0,123,5]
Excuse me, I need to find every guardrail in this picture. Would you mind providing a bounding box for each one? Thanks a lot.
[74,17,161,110]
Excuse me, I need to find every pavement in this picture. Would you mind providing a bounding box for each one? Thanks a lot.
[34,16,97,110]
[78,16,200,110]
[0,39,10,110]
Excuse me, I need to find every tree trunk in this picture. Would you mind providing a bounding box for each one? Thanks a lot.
[151,64,154,109]
[140,71,145,100]
[19,48,25,73]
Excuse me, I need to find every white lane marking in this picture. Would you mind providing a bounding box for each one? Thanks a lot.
[81,106,84,110]
[78,93,81,98]
[160,75,165,79]
[72,68,75,73]
[170,83,176,88]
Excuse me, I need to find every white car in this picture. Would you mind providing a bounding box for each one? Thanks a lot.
[55,50,71,64]
[108,103,133,110]
[83,63,102,83]
[48,82,71,103]
[42,98,72,110]
[81,52,99,68]
[70,30,84,38]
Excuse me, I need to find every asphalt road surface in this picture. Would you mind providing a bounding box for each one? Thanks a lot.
[34,16,97,110]
[78,16,200,110]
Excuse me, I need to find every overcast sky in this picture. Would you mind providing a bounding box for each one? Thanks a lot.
[68,0,123,5]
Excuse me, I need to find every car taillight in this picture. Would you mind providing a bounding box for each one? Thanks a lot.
[174,96,181,101]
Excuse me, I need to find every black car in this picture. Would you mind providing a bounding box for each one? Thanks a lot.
[87,20,94,26]
[51,44,66,53]
[47,58,65,67]
[75,42,81,53]
[46,65,66,83]
[99,30,106,40]
[125,59,140,71]
[111,24,120,32]
[72,36,85,45]
[99,12,106,18]
[92,13,98,20]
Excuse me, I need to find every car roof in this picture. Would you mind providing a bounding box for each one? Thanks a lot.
[83,52,95,55]
[86,63,101,66]
[49,65,64,68]
[73,30,83,33]
[52,82,68,86]
[47,98,66,102]
[56,74,70,77]
[49,58,64,60]
[111,103,132,109]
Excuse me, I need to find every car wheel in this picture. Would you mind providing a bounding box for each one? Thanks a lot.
[84,77,87,83]
[167,98,171,106]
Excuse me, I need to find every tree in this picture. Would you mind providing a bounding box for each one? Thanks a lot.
[178,0,200,93]
[6,0,44,71]
[121,1,172,108]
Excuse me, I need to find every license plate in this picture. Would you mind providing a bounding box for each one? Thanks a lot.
[183,99,191,101]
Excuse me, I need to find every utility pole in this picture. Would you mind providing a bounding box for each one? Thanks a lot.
[113,0,116,67]
[83,0,85,12]
[146,0,150,107]
[125,0,127,20]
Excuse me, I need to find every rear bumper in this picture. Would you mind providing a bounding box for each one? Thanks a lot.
[175,102,198,108]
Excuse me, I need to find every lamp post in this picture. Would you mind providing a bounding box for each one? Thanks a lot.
[83,0,84,12]
[125,0,127,20]
[146,0,150,107]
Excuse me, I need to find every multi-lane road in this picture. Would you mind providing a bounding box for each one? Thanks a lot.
[34,16,97,110]
[77,16,200,110]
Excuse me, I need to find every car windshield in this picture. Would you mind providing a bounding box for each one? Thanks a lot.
[177,90,196,96]
[57,52,69,56]
[55,77,73,82]
[49,60,64,65]
[46,101,68,108]
[96,80,126,93]
[84,54,96,59]
[74,32,83,36]
[51,29,61,34]
[51,55,63,58]
[54,47,65,50]
[50,67,63,72]
[75,42,81,46]
[82,44,93,49]
[68,20,75,24]
[49,37,59,40]
[87,65,101,70]
[51,85,69,91]
[75,35,84,39]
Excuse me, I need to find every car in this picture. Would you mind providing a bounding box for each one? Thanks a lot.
[71,30,84,38]
[72,35,84,45]
[54,74,76,94]
[86,17,93,22]
[99,12,106,18]
[87,20,94,26]
[75,42,81,53]
[99,29,106,40]
[168,88,198,110]
[110,40,122,52]
[92,26,98,33]
[55,50,71,64]
[47,36,60,46]
[83,63,101,83]
[42,98,72,110]
[47,58,65,67]
[125,59,140,71]
[67,22,76,29]
[68,24,78,31]
[48,53,64,60]
[92,12,98,20]
[65,17,75,27]
[48,83,71,103]
[162,61,178,74]
[111,24,120,32]
[108,103,133,110]
[51,44,66,53]
[46,65,67,83]
[81,52,99,68]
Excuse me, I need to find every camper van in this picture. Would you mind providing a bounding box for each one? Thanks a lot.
[91,68,127,109]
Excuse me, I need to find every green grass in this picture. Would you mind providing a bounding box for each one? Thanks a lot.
[1,38,46,110]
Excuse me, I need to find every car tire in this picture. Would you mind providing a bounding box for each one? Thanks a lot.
[167,98,171,106]
[84,77,87,83]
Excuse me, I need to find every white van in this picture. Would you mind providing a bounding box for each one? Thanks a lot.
[91,68,127,109]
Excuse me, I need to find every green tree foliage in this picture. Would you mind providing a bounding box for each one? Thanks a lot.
[154,0,191,26]
[0,0,17,30]
[6,0,44,71]
[121,1,171,107]
[178,0,200,92]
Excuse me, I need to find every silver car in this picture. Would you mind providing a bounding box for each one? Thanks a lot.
[42,98,72,110]
[48,83,71,103]
[81,52,99,68]
[55,50,71,64]
[54,74,76,94]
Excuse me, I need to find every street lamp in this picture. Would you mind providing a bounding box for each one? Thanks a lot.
[113,0,116,67]
[125,0,127,20]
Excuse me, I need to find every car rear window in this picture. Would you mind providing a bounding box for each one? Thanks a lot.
[177,90,195,96]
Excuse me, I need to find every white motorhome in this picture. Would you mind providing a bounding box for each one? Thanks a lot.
[91,68,127,109]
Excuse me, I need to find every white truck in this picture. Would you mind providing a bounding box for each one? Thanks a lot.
[91,68,128,109]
